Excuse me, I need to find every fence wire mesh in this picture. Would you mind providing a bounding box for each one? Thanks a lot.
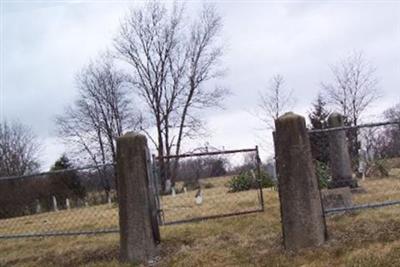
[154,147,272,225]
[308,120,400,215]
[0,163,119,239]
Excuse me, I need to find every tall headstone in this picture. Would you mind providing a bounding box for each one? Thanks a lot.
[328,113,358,188]
[275,112,327,251]
[116,133,159,264]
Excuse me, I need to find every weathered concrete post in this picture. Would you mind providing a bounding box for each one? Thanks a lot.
[327,112,358,188]
[275,112,327,251]
[116,133,159,264]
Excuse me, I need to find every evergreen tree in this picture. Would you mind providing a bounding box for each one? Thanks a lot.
[50,154,86,199]
[309,94,330,129]
[308,94,330,164]
[51,154,73,171]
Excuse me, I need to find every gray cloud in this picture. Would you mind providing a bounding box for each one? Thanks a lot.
[2,1,399,169]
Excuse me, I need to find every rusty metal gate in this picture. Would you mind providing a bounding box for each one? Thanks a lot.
[153,147,266,225]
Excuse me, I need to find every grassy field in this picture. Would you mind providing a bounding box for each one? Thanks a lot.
[161,176,262,223]
[0,175,262,237]
[2,172,400,266]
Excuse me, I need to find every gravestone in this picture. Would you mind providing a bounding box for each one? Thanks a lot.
[327,113,358,188]
[52,195,58,212]
[66,198,70,210]
[275,112,327,251]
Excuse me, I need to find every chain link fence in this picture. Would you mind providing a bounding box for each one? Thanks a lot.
[154,147,271,225]
[308,119,400,215]
[0,146,274,239]
[0,163,119,239]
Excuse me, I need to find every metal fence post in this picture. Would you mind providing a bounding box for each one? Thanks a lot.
[255,145,265,211]
[116,133,159,264]
[275,112,327,251]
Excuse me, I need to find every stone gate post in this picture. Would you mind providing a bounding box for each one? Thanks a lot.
[275,112,327,251]
[116,133,159,264]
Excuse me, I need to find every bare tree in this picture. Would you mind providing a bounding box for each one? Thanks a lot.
[114,1,227,190]
[322,51,381,170]
[257,74,295,129]
[0,120,41,177]
[115,2,183,190]
[374,103,400,158]
[359,127,380,159]
[169,4,227,184]
[57,52,138,165]
[322,51,380,126]
[56,53,140,194]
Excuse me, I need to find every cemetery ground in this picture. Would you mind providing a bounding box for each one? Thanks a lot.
[2,168,400,266]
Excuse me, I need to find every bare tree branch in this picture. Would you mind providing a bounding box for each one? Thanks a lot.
[322,51,381,126]
[0,120,41,176]
[114,1,228,189]
[55,52,140,166]
[256,74,295,129]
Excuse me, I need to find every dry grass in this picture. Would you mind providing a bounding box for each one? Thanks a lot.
[161,176,262,223]
[0,205,119,236]
[353,174,400,204]
[2,175,400,266]
[0,176,261,236]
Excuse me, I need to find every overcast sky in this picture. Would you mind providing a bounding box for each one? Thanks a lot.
[1,1,399,170]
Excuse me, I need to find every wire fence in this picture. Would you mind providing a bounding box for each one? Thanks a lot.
[0,146,274,239]
[308,120,400,215]
[0,163,119,239]
[5,119,396,239]
[154,147,270,225]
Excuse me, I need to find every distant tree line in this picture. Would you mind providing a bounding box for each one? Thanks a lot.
[0,155,115,219]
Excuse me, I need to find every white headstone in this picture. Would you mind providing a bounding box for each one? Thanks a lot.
[165,179,172,193]
[358,148,367,180]
[52,195,58,212]
[108,195,112,206]
[66,198,70,210]
[171,187,176,197]
[195,190,203,205]
[35,199,41,213]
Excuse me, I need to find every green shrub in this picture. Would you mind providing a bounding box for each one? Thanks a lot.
[315,161,331,189]
[228,171,252,192]
[258,170,275,188]
[228,170,275,192]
